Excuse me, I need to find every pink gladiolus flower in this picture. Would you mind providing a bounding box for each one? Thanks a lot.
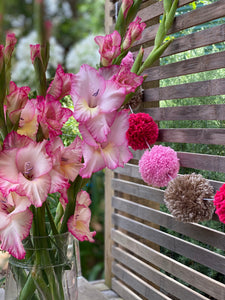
[46,136,83,193]
[4,32,17,62]
[71,64,126,124]
[30,44,42,64]
[122,17,146,50]
[121,0,133,18]
[0,132,52,207]
[37,96,73,138]
[67,191,96,242]
[6,82,30,124]
[80,110,133,178]
[95,31,121,66]
[0,191,33,259]
[47,64,73,101]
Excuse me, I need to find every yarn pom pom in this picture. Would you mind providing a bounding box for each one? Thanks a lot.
[214,184,225,223]
[139,145,179,187]
[164,173,215,223]
[126,113,158,150]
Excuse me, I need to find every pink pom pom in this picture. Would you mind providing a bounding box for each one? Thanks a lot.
[214,184,225,223]
[139,145,179,187]
[126,113,158,150]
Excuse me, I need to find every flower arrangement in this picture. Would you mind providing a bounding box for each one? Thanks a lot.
[0,0,178,299]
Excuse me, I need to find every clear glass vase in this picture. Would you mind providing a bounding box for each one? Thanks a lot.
[4,232,79,300]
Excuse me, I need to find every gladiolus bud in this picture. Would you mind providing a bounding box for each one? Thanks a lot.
[4,32,17,63]
[121,0,133,19]
[122,17,146,51]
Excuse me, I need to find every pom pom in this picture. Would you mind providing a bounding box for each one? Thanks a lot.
[124,87,143,111]
[139,145,179,187]
[126,112,158,150]
[214,184,225,223]
[164,173,215,223]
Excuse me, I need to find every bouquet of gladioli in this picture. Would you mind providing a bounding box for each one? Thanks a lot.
[0,0,177,299]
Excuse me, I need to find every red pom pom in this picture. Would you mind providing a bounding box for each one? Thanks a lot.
[126,113,158,150]
[214,184,225,223]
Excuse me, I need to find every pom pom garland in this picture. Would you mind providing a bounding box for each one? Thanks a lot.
[213,184,225,223]
[164,173,215,223]
[139,145,179,187]
[126,112,158,150]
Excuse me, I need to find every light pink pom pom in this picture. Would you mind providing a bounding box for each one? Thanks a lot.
[139,145,179,187]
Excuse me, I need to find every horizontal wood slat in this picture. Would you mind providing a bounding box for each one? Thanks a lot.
[112,263,171,300]
[144,78,225,101]
[144,51,225,82]
[112,178,164,204]
[112,196,225,250]
[135,0,225,46]
[112,246,208,300]
[144,104,225,121]
[112,278,142,300]
[112,213,225,274]
[112,230,225,300]
[158,128,225,145]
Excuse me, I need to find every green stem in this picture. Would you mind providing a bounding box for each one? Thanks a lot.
[60,175,83,234]
[46,200,59,236]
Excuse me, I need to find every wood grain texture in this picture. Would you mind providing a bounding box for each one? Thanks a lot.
[144,78,225,102]
[112,213,225,274]
[112,196,225,250]
[112,230,225,300]
[112,246,208,300]
[112,278,142,300]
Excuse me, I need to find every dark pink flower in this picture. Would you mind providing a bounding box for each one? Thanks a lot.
[214,184,225,223]
[95,31,121,66]
[123,16,146,50]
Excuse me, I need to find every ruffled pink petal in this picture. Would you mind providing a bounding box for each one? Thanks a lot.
[0,209,33,259]
[0,149,19,183]
[48,169,70,194]
[80,144,106,178]
[107,110,130,146]
[3,131,33,150]
[47,64,72,101]
[98,65,120,80]
[101,143,120,170]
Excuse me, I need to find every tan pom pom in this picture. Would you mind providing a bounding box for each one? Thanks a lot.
[124,87,143,112]
[164,173,215,223]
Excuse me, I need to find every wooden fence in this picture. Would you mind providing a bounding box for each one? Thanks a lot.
[105,0,225,299]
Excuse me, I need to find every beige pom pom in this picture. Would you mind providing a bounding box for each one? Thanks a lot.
[124,87,143,112]
[164,173,215,223]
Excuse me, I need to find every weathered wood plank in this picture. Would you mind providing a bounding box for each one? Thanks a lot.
[112,278,142,300]
[112,213,225,274]
[144,78,225,102]
[112,263,171,300]
[157,128,225,145]
[144,51,225,81]
[112,246,208,300]
[112,196,225,250]
[111,178,165,204]
[144,104,225,121]
[135,0,225,46]
[112,230,225,300]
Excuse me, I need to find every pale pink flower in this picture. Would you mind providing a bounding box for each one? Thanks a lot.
[121,0,133,18]
[67,191,96,242]
[46,136,83,193]
[0,132,52,207]
[47,64,73,101]
[122,17,146,50]
[95,31,121,66]
[6,82,30,124]
[0,191,33,259]
[71,64,126,124]
[80,110,133,178]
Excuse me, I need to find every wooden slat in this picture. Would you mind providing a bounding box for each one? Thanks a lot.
[112,178,164,204]
[144,51,225,82]
[112,263,171,300]
[138,23,225,61]
[112,213,225,274]
[135,0,225,46]
[178,152,225,173]
[112,278,142,300]
[112,230,225,300]
[112,196,225,250]
[112,246,208,300]
[158,128,225,145]
[145,104,225,121]
[144,78,225,102]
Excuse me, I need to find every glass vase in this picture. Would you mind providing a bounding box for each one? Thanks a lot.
[4,232,79,300]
